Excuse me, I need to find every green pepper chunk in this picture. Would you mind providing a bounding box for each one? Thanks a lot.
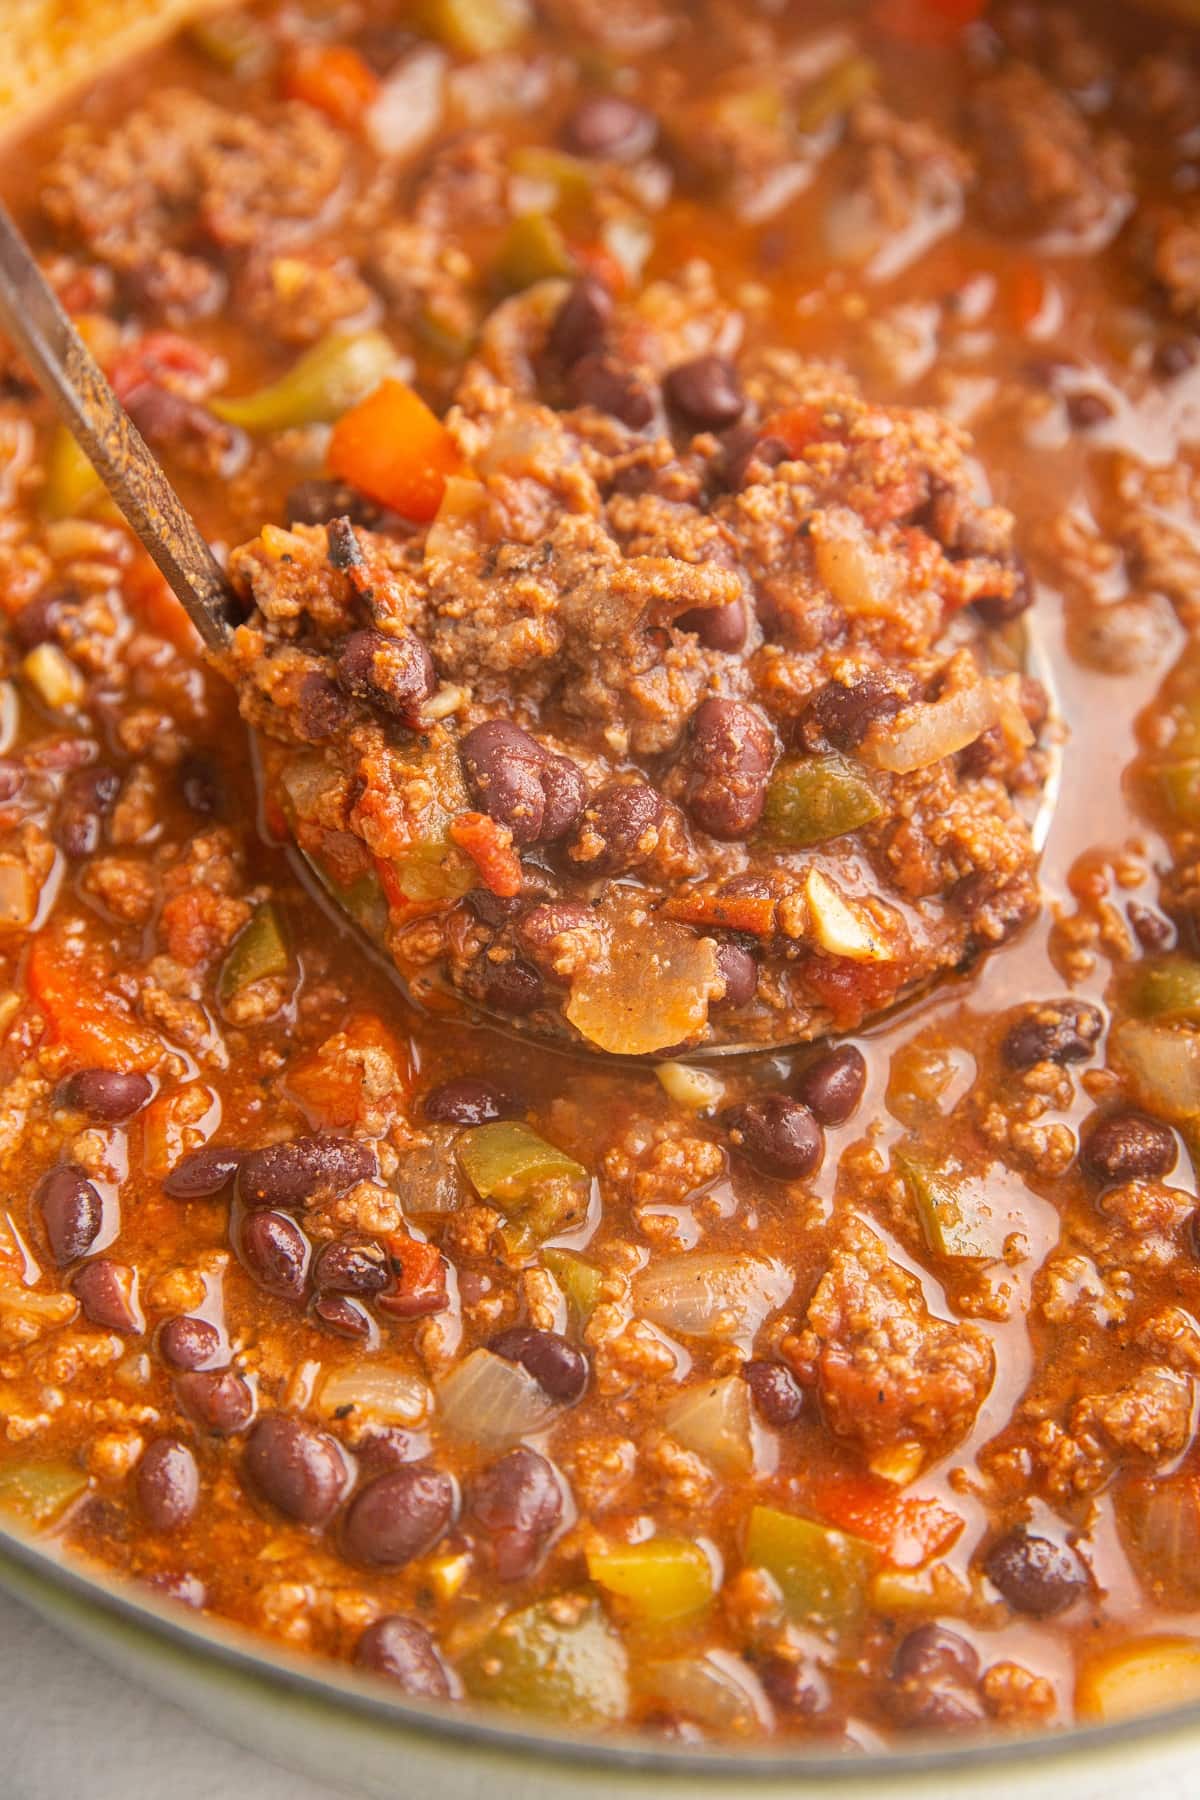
[761,754,884,846]
[414,0,530,55]
[0,1460,88,1529]
[461,1595,629,1724]
[1156,760,1200,825]
[218,902,290,1004]
[459,1122,590,1255]
[543,1248,603,1321]
[745,1504,876,1633]
[493,214,576,293]
[1127,958,1200,1022]
[895,1150,991,1259]
[587,1537,714,1626]
[43,426,103,521]
[211,330,395,432]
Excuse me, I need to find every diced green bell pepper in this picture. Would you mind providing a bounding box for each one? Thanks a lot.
[543,1248,603,1322]
[587,1537,714,1626]
[459,1122,590,1254]
[895,1150,991,1259]
[762,754,884,846]
[745,1504,876,1633]
[461,1595,629,1725]
[218,902,289,1003]
[1127,958,1200,1021]
[493,214,576,293]
[212,331,395,432]
[0,1460,88,1529]
[1156,760,1200,825]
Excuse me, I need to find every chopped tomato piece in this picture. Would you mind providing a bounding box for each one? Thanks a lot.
[571,242,628,297]
[27,929,161,1072]
[449,812,523,899]
[661,891,777,935]
[284,1013,412,1128]
[378,1234,448,1319]
[803,953,908,1031]
[327,378,463,522]
[108,331,218,404]
[282,44,380,128]
[870,0,985,48]
[809,1470,964,1569]
[761,404,832,459]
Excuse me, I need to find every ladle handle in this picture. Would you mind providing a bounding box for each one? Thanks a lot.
[0,197,233,653]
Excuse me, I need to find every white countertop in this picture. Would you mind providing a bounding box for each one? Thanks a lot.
[0,1587,351,1800]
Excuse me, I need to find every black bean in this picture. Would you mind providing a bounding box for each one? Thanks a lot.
[297,671,354,741]
[664,355,745,432]
[972,557,1034,628]
[538,754,588,841]
[1002,1000,1104,1071]
[354,1616,457,1698]
[54,1068,153,1122]
[36,1164,103,1267]
[567,352,655,428]
[56,765,120,858]
[175,1369,254,1436]
[683,698,774,840]
[1154,337,1198,381]
[561,93,656,161]
[240,1211,311,1301]
[1066,390,1114,431]
[312,1238,390,1295]
[1128,903,1175,953]
[312,1293,373,1339]
[721,427,790,493]
[793,1044,867,1127]
[722,1095,824,1181]
[517,900,596,968]
[238,1136,376,1210]
[138,1437,199,1533]
[11,592,65,651]
[178,754,223,817]
[163,1145,242,1200]
[343,1466,456,1566]
[488,1326,588,1404]
[468,1446,563,1581]
[244,1416,348,1526]
[423,1078,513,1127]
[676,597,747,653]
[892,1623,980,1685]
[477,954,545,1015]
[335,628,435,728]
[743,1359,805,1427]
[756,1653,830,1718]
[807,673,912,751]
[71,1260,143,1333]
[460,719,548,844]
[159,1315,225,1372]
[566,781,664,876]
[466,888,525,929]
[286,478,382,530]
[710,941,758,1012]
[984,1529,1087,1617]
[1079,1109,1177,1186]
[546,275,613,368]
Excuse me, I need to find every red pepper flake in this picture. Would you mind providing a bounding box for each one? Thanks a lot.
[378,1235,448,1320]
[449,812,523,898]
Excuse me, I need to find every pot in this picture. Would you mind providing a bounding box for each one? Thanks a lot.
[2,7,1199,1795]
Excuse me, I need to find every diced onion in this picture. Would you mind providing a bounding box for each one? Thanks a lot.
[655,1062,725,1112]
[1111,1020,1200,1120]
[859,681,1000,775]
[394,1137,468,1214]
[566,912,719,1057]
[317,1361,431,1426]
[803,868,893,962]
[642,1652,772,1735]
[436,1346,557,1445]
[634,1252,791,1344]
[366,47,446,158]
[811,507,902,616]
[1077,1636,1200,1724]
[0,861,38,929]
[664,1375,756,1475]
[1119,1475,1200,1607]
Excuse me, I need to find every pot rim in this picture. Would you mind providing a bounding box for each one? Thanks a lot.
[3,1517,1200,1783]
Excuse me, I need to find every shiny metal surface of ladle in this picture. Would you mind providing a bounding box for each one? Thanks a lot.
[0,195,1062,1062]
[0,197,233,653]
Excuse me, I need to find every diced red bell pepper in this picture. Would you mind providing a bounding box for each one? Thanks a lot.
[27,928,161,1072]
[448,812,523,899]
[810,1470,965,1569]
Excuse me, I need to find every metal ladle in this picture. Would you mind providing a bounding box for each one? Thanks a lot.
[0,196,1061,1059]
